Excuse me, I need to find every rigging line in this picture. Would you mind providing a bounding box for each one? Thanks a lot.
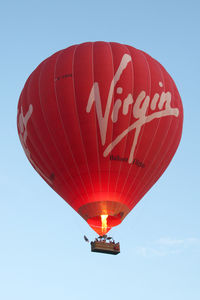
[53,45,89,207]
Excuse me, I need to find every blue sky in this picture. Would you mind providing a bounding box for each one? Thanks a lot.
[0,0,200,299]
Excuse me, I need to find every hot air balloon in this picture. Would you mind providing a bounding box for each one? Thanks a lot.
[17,42,183,241]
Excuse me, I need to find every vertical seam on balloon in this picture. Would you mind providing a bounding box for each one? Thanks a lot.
[128,51,152,197]
[119,49,152,207]
[114,43,135,218]
[148,64,181,176]
[24,77,55,181]
[38,55,85,204]
[124,53,166,206]
[114,44,134,204]
[129,61,179,207]
[71,44,95,198]
[133,61,175,200]
[126,57,166,206]
[92,42,102,193]
[53,46,88,206]
[116,47,140,204]
[54,47,89,205]
[25,67,62,182]
[108,47,124,219]
[107,42,116,196]
[108,43,135,219]
[107,42,122,219]
[25,64,76,197]
[151,89,182,182]
[49,51,87,200]
[135,111,181,205]
[68,45,91,206]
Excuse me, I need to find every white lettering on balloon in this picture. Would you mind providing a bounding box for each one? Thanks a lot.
[86,54,179,164]
[18,104,33,148]
[18,104,53,185]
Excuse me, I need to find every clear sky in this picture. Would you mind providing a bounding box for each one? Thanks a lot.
[0,1,200,299]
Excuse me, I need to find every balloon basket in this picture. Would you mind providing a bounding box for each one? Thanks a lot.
[90,236,120,255]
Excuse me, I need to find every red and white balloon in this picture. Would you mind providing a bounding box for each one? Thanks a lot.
[17,42,183,235]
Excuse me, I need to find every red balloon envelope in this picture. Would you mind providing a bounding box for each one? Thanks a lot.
[17,42,183,235]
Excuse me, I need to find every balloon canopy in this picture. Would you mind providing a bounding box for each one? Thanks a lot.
[17,42,183,235]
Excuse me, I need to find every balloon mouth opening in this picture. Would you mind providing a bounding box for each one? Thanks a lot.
[87,214,122,235]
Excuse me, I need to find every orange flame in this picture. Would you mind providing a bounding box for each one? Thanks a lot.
[101,215,108,234]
